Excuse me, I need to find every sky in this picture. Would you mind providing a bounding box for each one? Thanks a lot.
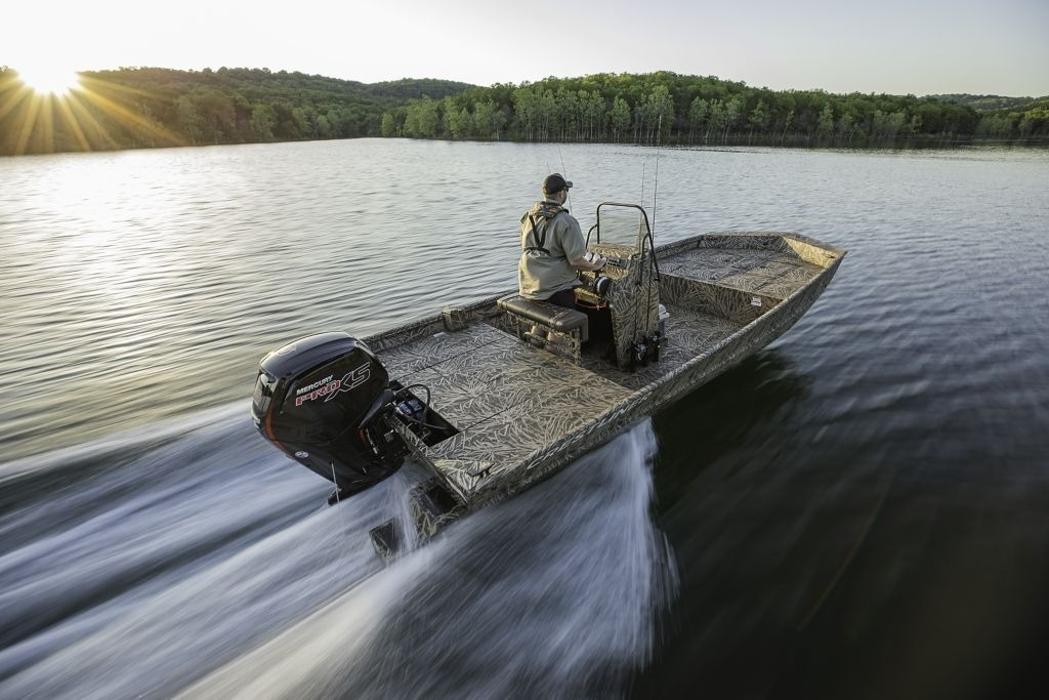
[5,0,1049,96]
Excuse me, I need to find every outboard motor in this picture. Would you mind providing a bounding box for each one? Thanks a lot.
[250,332,407,501]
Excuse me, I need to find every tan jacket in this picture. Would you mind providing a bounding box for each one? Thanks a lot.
[517,200,586,300]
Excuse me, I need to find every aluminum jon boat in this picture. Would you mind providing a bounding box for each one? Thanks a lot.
[250,203,845,556]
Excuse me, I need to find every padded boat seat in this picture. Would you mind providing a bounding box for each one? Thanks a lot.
[497,294,589,342]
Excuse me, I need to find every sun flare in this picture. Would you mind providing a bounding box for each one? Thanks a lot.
[16,65,81,96]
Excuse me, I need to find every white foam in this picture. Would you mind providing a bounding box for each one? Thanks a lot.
[0,419,674,699]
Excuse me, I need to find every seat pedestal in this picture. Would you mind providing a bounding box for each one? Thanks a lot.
[497,294,590,363]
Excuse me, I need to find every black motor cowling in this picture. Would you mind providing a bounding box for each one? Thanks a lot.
[250,332,406,498]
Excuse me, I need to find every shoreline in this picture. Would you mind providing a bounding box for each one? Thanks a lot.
[3,134,1047,160]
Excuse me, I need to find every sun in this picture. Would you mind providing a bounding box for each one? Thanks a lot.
[16,64,81,96]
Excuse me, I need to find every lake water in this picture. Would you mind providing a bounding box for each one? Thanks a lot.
[1,139,1048,698]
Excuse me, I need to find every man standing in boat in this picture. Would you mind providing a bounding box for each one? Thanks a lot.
[519,173,606,309]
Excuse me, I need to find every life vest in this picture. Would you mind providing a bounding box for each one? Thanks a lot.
[520,203,566,256]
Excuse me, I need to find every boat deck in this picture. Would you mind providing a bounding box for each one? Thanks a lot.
[580,304,741,390]
[661,246,825,299]
[369,232,841,503]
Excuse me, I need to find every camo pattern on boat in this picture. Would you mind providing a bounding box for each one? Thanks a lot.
[583,305,740,390]
[660,275,778,326]
[587,242,662,369]
[359,231,845,528]
[464,251,844,510]
[500,310,586,363]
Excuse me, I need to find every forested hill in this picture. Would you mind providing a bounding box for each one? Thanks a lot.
[2,66,1047,155]
[929,94,1047,112]
[384,72,1049,147]
[0,66,473,155]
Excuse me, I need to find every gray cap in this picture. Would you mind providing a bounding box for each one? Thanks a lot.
[542,173,573,195]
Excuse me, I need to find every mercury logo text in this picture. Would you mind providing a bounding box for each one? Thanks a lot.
[294,364,371,407]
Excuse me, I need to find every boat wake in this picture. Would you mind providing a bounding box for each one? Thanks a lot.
[0,406,675,699]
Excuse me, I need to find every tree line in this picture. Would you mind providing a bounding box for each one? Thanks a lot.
[3,66,1046,156]
[383,72,1049,148]
[0,66,471,156]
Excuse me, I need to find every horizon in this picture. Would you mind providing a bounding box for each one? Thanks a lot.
[5,0,1048,97]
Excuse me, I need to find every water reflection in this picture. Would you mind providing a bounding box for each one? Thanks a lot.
[651,350,810,507]
[639,350,899,697]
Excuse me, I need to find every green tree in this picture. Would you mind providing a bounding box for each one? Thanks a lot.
[645,85,674,144]
[748,99,769,143]
[404,98,439,138]
[402,104,419,137]
[582,90,606,141]
[1017,109,1047,138]
[871,109,906,145]
[706,99,725,142]
[908,114,922,138]
[380,112,397,137]
[440,97,460,138]
[722,96,743,141]
[610,96,631,142]
[316,114,332,138]
[250,103,276,141]
[817,104,835,143]
[474,100,500,139]
[512,86,538,140]
[539,89,557,141]
[192,89,236,143]
[687,97,708,143]
[836,112,855,145]
[492,104,509,139]
[781,109,795,145]
[291,107,309,137]
[443,100,470,139]
[555,88,578,140]
[175,96,204,144]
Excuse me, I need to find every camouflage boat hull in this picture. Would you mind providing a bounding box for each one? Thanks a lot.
[360,231,845,545]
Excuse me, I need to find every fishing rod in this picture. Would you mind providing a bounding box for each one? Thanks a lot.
[558,145,572,210]
[640,162,646,208]
[643,114,664,366]
[652,114,661,238]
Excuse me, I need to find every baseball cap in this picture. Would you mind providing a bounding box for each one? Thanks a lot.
[542,173,573,195]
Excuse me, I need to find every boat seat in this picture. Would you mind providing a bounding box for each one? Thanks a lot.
[497,295,589,342]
